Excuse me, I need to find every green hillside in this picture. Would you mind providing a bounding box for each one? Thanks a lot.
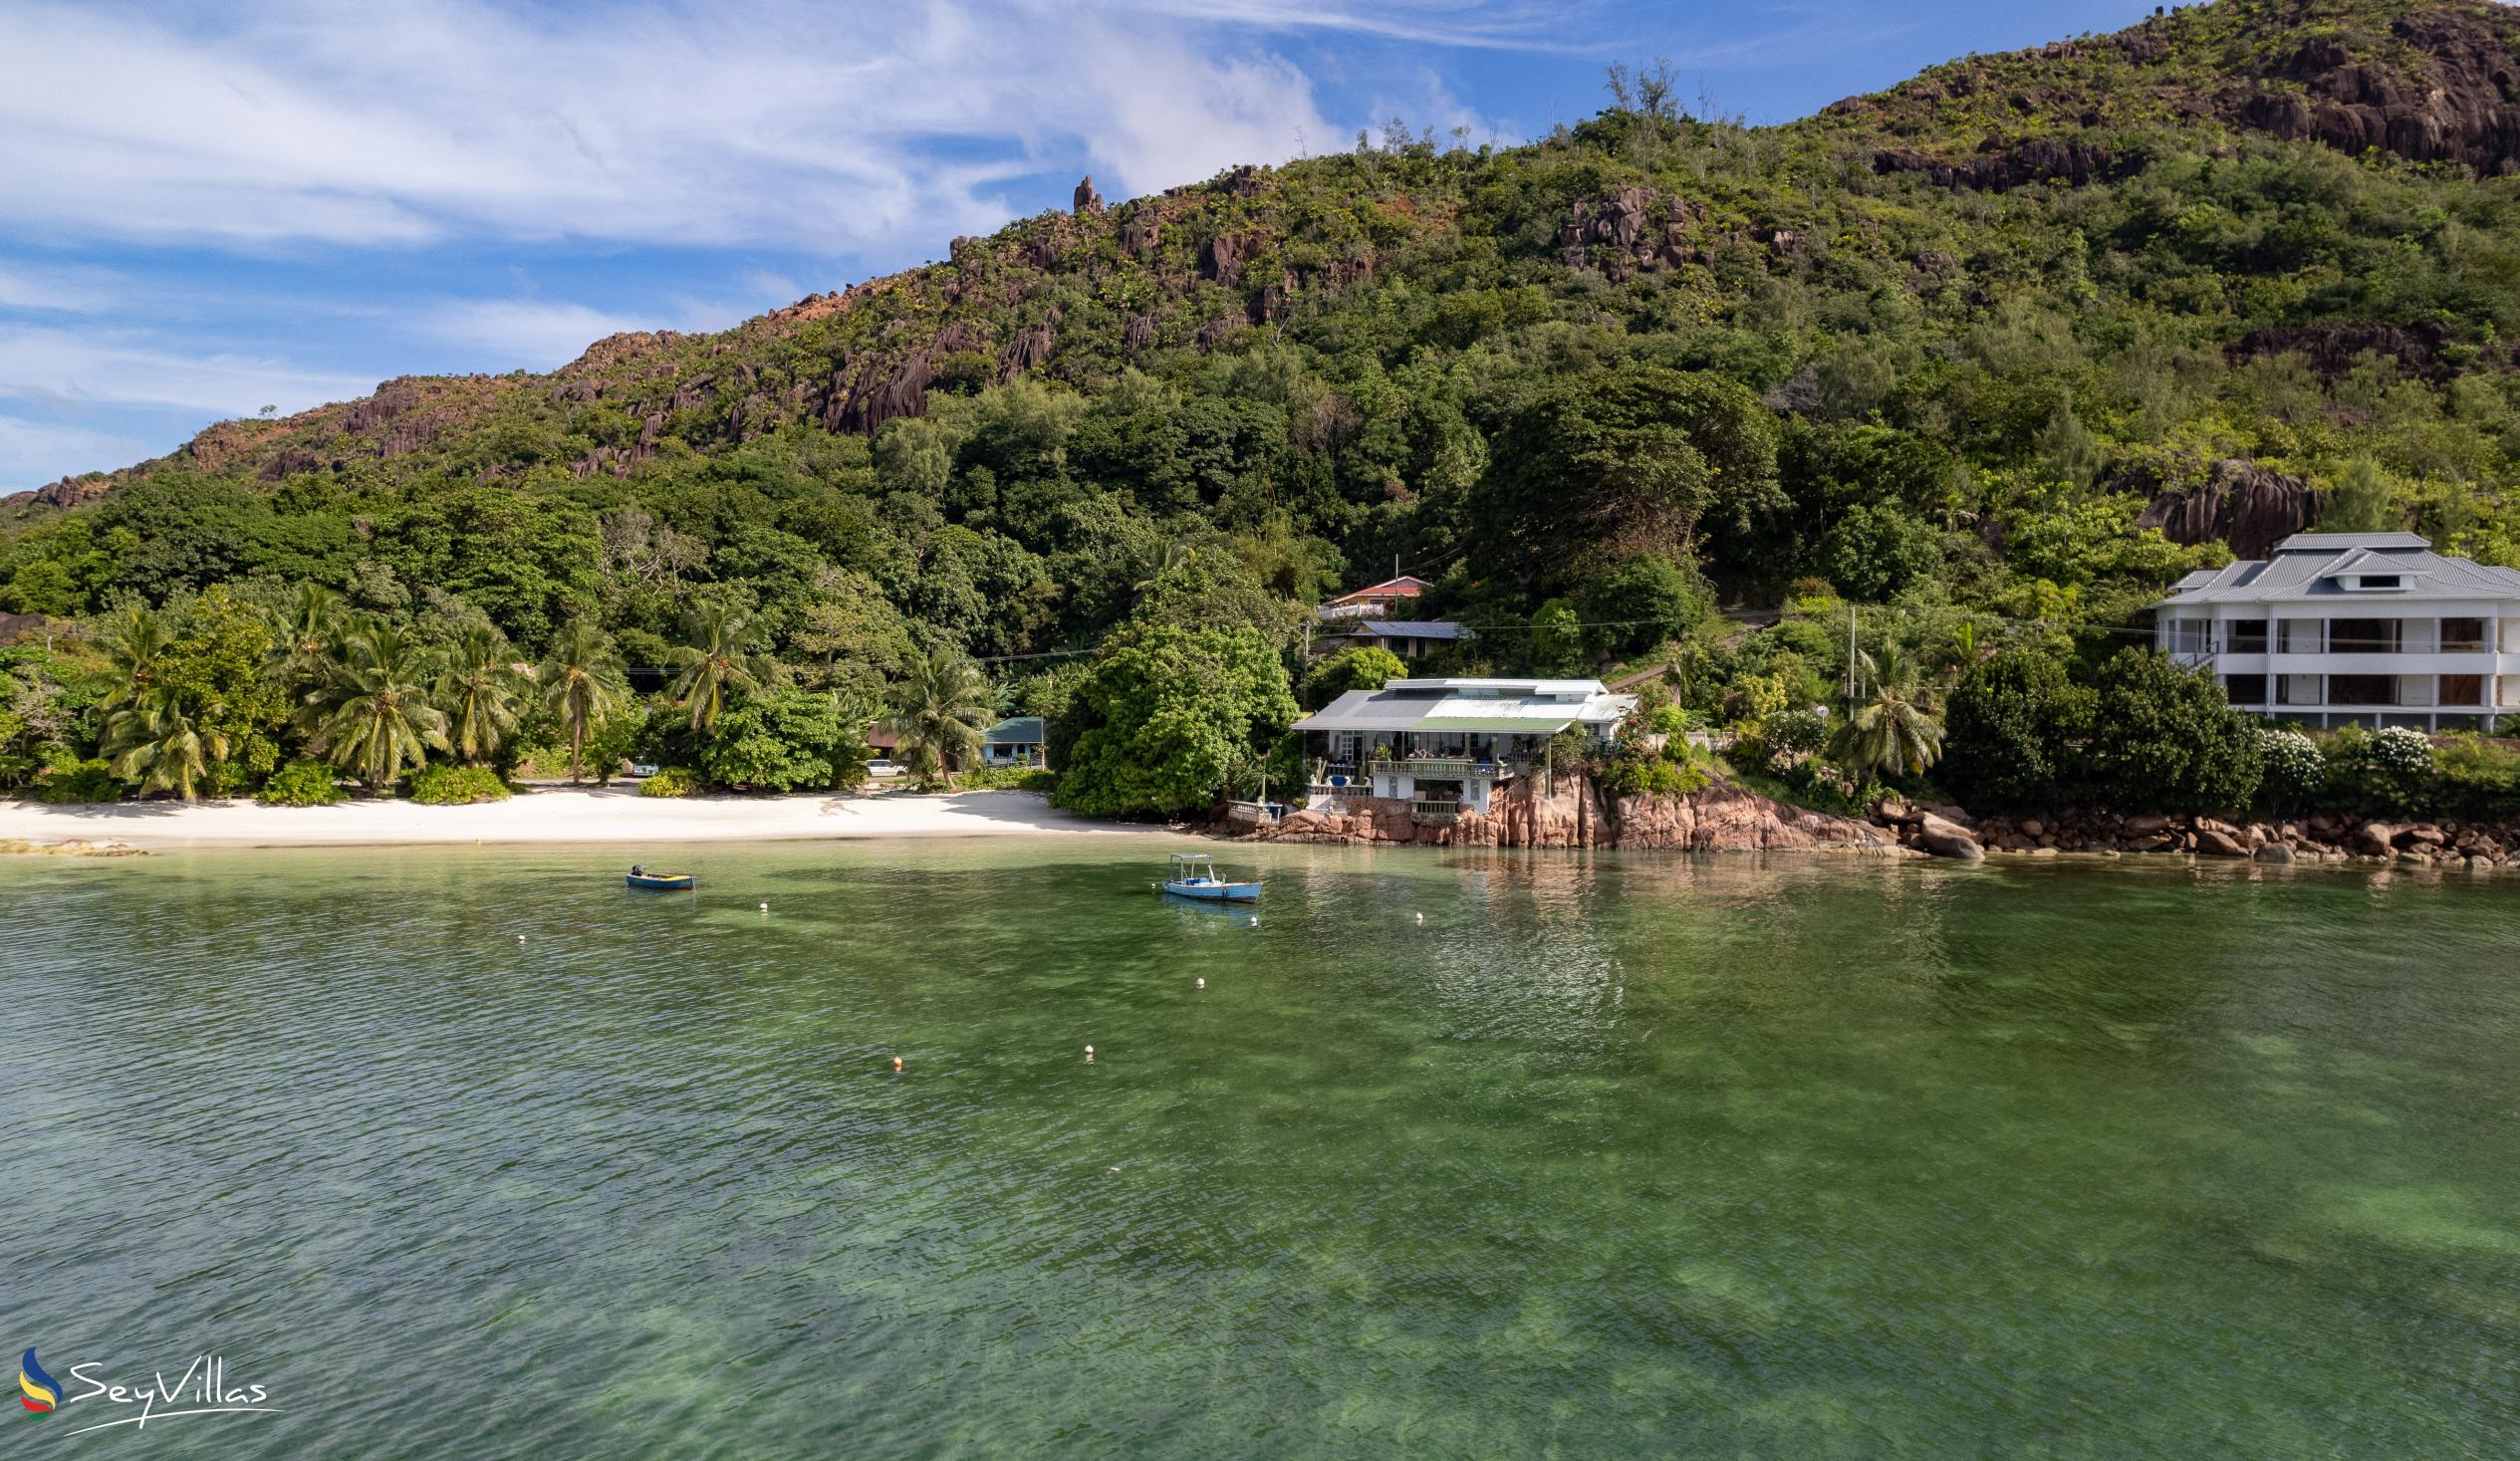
[9,0,2520,816]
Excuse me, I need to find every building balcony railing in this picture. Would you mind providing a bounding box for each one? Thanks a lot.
[1410,799,1460,822]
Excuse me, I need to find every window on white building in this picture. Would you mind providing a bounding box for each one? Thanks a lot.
[2442,616,2486,652]
[2330,618,2399,654]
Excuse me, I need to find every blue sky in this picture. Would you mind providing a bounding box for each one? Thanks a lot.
[0,0,2166,492]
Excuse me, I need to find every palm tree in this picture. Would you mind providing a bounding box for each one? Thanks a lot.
[92,604,174,718]
[270,582,343,695]
[666,605,773,733]
[539,619,630,782]
[304,624,449,791]
[1832,644,1943,780]
[887,648,995,790]
[104,686,228,801]
[435,625,525,765]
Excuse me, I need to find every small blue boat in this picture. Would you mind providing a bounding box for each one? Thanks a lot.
[626,869,695,890]
[1159,852,1260,902]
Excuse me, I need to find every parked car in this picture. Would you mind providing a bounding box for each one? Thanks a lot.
[630,762,659,778]
[866,759,904,778]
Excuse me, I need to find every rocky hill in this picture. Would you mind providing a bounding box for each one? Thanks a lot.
[7,0,2520,671]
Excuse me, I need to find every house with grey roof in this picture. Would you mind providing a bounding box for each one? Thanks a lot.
[1292,676,1636,819]
[1313,618,1472,661]
[2152,532,2520,729]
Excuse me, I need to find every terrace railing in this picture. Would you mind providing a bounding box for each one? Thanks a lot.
[1410,799,1461,822]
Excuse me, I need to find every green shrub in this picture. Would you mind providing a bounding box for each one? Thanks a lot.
[1941,647,2093,812]
[408,764,510,805]
[2432,733,2520,819]
[2324,724,2434,816]
[256,759,345,807]
[36,758,125,804]
[637,767,697,798]
[2086,648,2261,815]
[1645,701,1693,735]
[954,764,1054,792]
[697,689,872,793]
[1594,753,1711,800]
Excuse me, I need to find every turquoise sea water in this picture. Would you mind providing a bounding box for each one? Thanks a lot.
[4,842,2518,1458]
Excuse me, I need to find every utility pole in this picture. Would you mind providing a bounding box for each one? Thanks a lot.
[1847,607,1858,706]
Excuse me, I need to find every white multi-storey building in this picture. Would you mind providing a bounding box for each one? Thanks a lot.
[2152,532,2520,730]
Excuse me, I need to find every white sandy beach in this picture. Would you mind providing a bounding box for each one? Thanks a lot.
[0,786,1171,851]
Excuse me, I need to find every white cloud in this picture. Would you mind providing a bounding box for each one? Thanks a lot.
[0,413,148,490]
[0,261,126,314]
[0,326,372,417]
[0,0,1519,254]
[420,301,653,370]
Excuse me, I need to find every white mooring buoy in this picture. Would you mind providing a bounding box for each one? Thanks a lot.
[1085,1045,1095,1063]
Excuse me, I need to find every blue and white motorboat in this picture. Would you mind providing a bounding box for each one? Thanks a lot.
[1158,852,1261,902]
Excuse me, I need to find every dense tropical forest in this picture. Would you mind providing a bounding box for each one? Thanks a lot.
[10,0,2520,820]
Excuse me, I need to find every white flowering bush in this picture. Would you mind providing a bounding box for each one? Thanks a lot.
[2371,726,2436,777]
[2257,728,2326,807]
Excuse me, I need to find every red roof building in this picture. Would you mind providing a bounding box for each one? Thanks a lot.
[1318,576,1430,620]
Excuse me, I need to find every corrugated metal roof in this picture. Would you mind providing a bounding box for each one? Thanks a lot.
[1386,677,1607,695]
[1294,691,1443,733]
[983,716,1045,744]
[2272,532,2431,552]
[1295,682,1636,735]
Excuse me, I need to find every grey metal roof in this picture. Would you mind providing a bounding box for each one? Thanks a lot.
[1295,690,1445,733]
[2271,532,2431,552]
[2155,535,2520,608]
[1386,677,1607,695]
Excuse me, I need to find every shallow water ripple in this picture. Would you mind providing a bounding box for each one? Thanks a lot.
[4,844,2518,1458]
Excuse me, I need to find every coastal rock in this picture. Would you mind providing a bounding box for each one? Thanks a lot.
[1254,776,1890,853]
[1073,175,1104,215]
[1913,812,1984,861]
[2255,842,2296,864]
[2356,823,2400,855]
[2194,827,2248,857]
